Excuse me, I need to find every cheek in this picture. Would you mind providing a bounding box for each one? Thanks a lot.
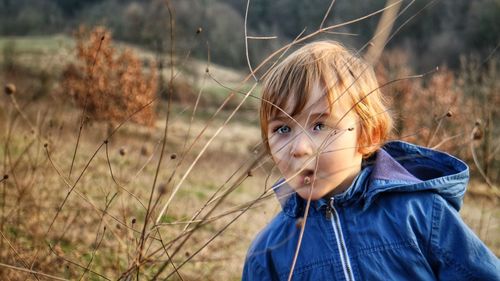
[319,132,358,159]
[269,138,289,162]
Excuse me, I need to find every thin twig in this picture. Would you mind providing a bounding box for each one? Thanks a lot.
[69,33,105,178]
[470,126,497,190]
[156,229,185,281]
[136,0,176,275]
[244,0,258,81]
[246,36,278,40]
[0,229,41,280]
[105,141,147,210]
[163,182,269,279]
[44,92,158,236]
[364,0,402,65]
[0,262,68,281]
[78,193,116,280]
[431,133,463,150]
[47,243,112,280]
[287,133,323,281]
[8,95,37,134]
[44,143,150,239]
[319,0,336,29]
[152,150,265,278]
[78,226,107,281]
[155,82,258,224]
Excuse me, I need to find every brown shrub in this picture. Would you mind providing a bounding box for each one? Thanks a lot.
[166,79,201,106]
[61,26,158,126]
[377,49,474,156]
[377,49,499,184]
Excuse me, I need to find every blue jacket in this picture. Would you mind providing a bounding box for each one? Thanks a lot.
[243,141,500,280]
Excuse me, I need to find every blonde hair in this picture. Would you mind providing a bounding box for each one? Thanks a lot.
[260,40,392,157]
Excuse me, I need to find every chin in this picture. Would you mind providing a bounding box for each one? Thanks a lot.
[295,185,329,201]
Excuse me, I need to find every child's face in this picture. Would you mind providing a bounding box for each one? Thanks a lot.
[267,83,363,200]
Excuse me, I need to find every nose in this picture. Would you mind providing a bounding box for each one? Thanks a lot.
[290,132,314,158]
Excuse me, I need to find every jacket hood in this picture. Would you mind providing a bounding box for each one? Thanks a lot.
[274,141,469,217]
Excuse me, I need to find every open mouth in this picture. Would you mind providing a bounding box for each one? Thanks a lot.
[299,169,315,185]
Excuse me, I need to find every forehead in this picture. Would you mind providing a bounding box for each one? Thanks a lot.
[280,83,328,117]
[270,81,351,121]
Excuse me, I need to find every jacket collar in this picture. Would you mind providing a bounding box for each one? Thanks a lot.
[273,141,469,217]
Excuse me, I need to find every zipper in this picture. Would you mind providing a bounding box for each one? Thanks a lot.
[327,197,355,281]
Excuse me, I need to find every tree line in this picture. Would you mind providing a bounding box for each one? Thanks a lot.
[0,0,498,70]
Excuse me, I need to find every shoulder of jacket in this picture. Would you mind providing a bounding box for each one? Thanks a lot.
[370,189,438,212]
[366,191,437,240]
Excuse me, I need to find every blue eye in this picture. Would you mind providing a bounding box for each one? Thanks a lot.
[313,122,326,131]
[275,125,291,134]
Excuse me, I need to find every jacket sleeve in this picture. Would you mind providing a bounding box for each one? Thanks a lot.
[242,255,273,281]
[428,195,500,280]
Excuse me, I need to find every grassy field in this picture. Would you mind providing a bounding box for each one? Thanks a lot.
[0,34,248,87]
[0,35,498,279]
[0,93,282,279]
[0,35,276,279]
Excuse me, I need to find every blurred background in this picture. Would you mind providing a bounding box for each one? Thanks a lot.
[1,0,499,69]
[0,0,498,279]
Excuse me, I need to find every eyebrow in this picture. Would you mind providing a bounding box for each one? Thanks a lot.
[269,111,331,123]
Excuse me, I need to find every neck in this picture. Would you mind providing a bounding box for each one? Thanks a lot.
[323,167,360,200]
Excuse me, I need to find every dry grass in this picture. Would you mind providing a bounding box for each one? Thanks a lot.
[0,91,280,279]
[462,182,500,255]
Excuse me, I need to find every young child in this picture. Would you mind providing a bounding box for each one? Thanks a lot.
[242,41,500,280]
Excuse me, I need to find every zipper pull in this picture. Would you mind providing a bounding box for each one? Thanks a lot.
[325,206,332,219]
[325,197,334,219]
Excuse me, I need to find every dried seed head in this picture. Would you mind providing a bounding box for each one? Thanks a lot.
[295,217,305,228]
[170,153,177,160]
[3,174,8,180]
[140,145,149,156]
[473,120,483,140]
[131,218,136,224]
[119,147,126,156]
[185,251,190,258]
[158,183,167,195]
[196,27,202,34]
[446,111,453,117]
[473,128,483,140]
[4,83,16,95]
[44,143,48,148]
